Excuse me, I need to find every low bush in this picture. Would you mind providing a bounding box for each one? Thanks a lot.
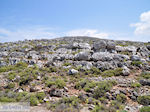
[0,97,16,102]
[131,82,141,88]
[36,92,46,100]
[102,68,123,77]
[116,93,127,103]
[30,95,39,106]
[137,95,150,105]
[140,72,150,79]
[93,81,113,98]
[7,72,16,80]
[140,106,150,112]
[46,78,66,88]
[6,82,15,89]
[60,96,80,108]
[131,61,142,67]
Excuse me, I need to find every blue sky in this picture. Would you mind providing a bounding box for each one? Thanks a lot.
[0,0,150,42]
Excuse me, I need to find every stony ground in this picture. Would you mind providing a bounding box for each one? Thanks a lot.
[0,37,150,112]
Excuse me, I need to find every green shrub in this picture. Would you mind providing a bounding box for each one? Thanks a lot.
[19,74,32,86]
[110,101,124,110]
[16,92,28,101]
[137,95,150,105]
[15,62,28,68]
[0,66,7,73]
[74,79,87,90]
[6,82,15,89]
[93,81,112,98]
[113,68,123,76]
[140,72,150,79]
[7,72,16,80]
[116,93,127,103]
[60,96,80,108]
[46,78,66,88]
[83,81,96,92]
[49,66,57,72]
[102,70,114,77]
[36,92,46,100]
[102,68,123,77]
[0,97,16,102]
[140,106,150,112]
[63,62,71,66]
[131,82,141,88]
[30,95,39,106]
[90,67,101,75]
[131,61,142,66]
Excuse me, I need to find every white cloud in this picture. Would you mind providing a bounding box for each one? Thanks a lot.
[0,27,58,42]
[66,29,109,38]
[130,10,150,36]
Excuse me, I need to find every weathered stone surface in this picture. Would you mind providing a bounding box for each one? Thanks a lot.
[131,55,141,61]
[93,40,107,52]
[68,69,79,75]
[92,52,113,61]
[74,51,91,61]
[139,79,150,86]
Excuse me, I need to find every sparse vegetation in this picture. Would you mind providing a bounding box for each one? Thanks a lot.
[137,95,150,106]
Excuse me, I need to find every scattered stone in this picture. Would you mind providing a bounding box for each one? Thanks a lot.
[68,69,79,75]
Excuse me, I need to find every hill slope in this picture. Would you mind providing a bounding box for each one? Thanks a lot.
[0,37,150,112]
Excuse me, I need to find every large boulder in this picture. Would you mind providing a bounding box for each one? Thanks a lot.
[92,52,114,61]
[131,55,141,61]
[125,46,137,53]
[68,42,91,49]
[93,40,107,52]
[96,61,114,71]
[146,45,150,50]
[114,54,130,61]
[122,66,130,76]
[74,51,91,61]
[137,46,150,57]
[106,41,116,51]
[116,46,126,52]
[0,61,7,67]
[139,79,150,86]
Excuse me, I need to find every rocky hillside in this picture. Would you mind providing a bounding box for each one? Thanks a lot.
[0,36,150,112]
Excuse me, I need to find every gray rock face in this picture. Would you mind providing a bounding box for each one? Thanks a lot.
[9,52,25,58]
[0,61,7,67]
[49,88,67,97]
[92,52,113,61]
[147,45,150,50]
[139,79,150,86]
[75,51,91,61]
[93,40,107,52]
[131,55,141,61]
[26,51,39,59]
[138,46,150,57]
[106,41,116,51]
[122,66,130,76]
[69,42,91,49]
[116,46,125,52]
[0,52,8,57]
[68,69,79,75]
[125,46,137,53]
[9,58,20,65]
[114,54,129,61]
[96,61,114,71]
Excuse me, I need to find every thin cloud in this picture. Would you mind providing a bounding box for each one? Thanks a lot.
[65,29,109,39]
[0,27,58,42]
[130,10,150,36]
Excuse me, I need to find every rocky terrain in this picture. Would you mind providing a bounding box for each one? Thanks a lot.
[0,36,150,112]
